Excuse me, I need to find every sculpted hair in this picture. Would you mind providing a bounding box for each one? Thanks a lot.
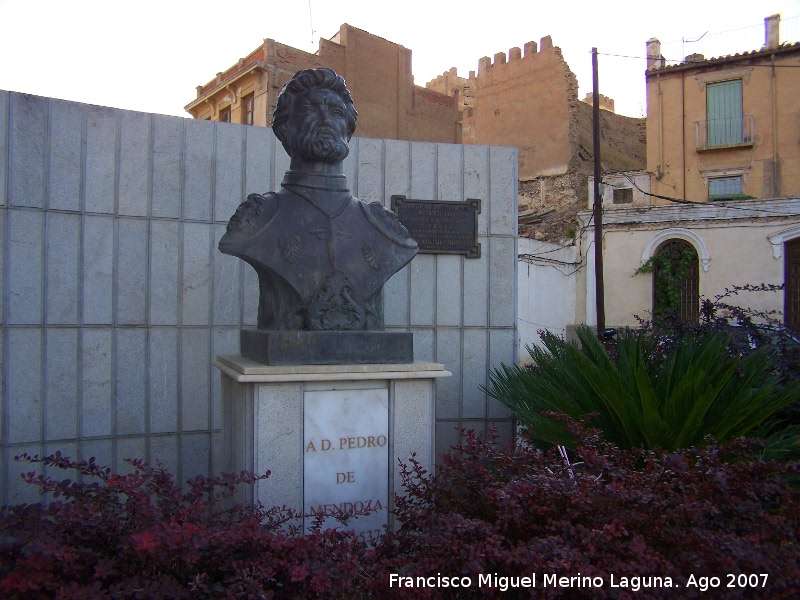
[272,68,358,144]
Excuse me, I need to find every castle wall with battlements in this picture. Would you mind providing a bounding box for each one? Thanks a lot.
[426,37,579,180]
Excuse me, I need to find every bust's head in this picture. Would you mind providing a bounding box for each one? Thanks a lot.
[272,68,358,164]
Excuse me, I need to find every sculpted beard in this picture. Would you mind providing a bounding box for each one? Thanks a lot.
[294,127,350,163]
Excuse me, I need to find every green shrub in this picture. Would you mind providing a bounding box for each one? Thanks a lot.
[634,242,698,317]
[485,325,800,455]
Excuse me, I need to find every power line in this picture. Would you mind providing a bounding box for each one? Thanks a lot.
[307,0,315,47]
[521,242,576,256]
[612,171,798,217]
[596,52,649,60]
[518,254,582,268]
[597,51,800,66]
[660,21,767,46]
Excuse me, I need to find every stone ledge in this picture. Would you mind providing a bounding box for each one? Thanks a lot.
[240,329,414,366]
[214,354,452,383]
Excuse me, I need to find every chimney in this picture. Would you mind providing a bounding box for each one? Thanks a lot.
[646,38,664,70]
[765,14,780,50]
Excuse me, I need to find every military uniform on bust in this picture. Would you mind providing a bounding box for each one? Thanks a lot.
[218,67,418,350]
[219,170,417,331]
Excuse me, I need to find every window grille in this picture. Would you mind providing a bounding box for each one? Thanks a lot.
[652,240,699,322]
[613,188,633,204]
[708,176,743,200]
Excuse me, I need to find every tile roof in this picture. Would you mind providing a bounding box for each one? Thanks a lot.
[649,41,800,75]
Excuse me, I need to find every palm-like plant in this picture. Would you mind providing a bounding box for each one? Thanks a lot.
[485,325,800,455]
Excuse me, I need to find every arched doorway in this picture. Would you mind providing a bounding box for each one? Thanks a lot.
[651,239,700,321]
[786,237,800,332]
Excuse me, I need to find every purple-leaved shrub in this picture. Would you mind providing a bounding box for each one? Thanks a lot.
[1,417,798,599]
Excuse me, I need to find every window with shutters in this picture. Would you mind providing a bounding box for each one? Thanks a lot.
[242,93,255,125]
[707,80,742,147]
[695,79,753,151]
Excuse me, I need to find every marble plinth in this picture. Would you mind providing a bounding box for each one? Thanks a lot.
[240,329,414,365]
[214,356,451,536]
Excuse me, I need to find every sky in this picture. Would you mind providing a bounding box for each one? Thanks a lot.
[1,0,799,120]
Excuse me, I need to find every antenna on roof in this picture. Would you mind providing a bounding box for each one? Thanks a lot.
[308,0,316,48]
[682,31,707,60]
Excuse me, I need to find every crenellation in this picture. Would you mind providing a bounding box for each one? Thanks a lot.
[425,68,476,113]
[477,36,555,74]
[433,31,645,195]
[419,32,640,178]
[581,92,615,113]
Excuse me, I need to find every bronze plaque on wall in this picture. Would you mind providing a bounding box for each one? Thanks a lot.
[391,196,481,258]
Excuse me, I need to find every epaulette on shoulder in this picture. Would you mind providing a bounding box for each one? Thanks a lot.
[226,192,278,234]
[360,199,419,249]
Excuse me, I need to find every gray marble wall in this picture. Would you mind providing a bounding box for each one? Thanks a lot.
[0,91,517,505]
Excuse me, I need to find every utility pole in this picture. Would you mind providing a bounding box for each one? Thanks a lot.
[592,48,606,333]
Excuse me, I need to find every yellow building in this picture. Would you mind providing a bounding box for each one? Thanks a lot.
[645,14,800,203]
[184,24,460,144]
[186,26,646,228]
[578,15,800,332]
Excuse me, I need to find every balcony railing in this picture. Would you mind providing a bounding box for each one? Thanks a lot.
[695,115,754,151]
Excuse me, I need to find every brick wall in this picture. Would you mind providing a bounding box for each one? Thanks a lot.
[0,91,517,505]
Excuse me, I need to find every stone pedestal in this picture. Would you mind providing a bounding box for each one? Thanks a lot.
[240,329,414,365]
[214,355,451,538]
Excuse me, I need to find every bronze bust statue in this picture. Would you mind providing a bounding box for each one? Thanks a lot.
[219,68,417,362]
